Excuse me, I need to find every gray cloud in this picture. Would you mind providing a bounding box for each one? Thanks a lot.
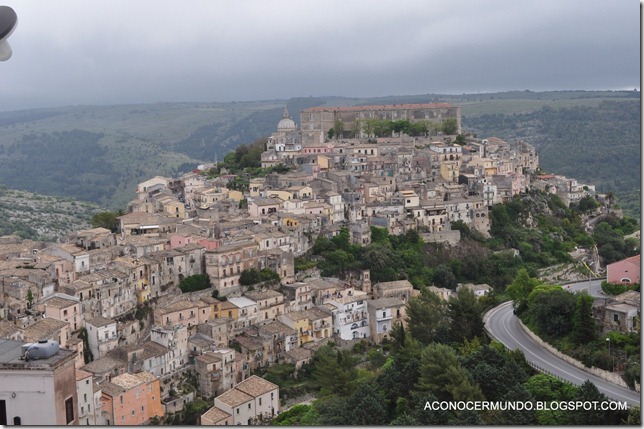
[0,0,639,111]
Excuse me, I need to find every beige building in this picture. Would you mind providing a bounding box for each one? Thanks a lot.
[195,348,237,397]
[372,279,415,303]
[0,338,78,426]
[245,289,286,324]
[153,299,210,331]
[301,103,462,144]
[42,294,82,332]
[85,316,118,360]
[203,375,279,425]
[367,297,406,344]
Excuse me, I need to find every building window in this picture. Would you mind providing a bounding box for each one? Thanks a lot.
[65,397,75,424]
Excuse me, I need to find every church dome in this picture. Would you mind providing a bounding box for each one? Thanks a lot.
[277,108,297,131]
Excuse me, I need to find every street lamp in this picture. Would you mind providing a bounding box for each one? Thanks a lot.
[606,337,611,371]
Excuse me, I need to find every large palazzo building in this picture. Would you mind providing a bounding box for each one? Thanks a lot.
[300,102,462,145]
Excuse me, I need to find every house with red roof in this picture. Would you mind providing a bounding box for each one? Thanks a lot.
[607,254,640,285]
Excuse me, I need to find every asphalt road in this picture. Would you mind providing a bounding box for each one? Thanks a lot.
[562,278,605,298]
[484,301,640,407]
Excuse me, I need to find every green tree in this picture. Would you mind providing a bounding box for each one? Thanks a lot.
[370,226,389,243]
[416,343,484,402]
[26,288,34,309]
[526,287,576,339]
[447,288,484,343]
[361,243,395,271]
[495,384,538,425]
[576,195,599,213]
[311,346,358,397]
[408,391,451,425]
[523,374,575,425]
[178,273,211,293]
[273,404,319,425]
[390,413,420,425]
[406,287,448,345]
[453,134,467,145]
[432,264,458,289]
[343,382,388,425]
[572,292,596,345]
[91,210,122,232]
[462,345,529,401]
[239,268,280,286]
[506,268,541,314]
[441,117,459,135]
[333,119,344,139]
[568,380,627,425]
[314,395,349,425]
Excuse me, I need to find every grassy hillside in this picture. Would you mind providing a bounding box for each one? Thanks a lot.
[0,91,639,220]
[0,185,104,241]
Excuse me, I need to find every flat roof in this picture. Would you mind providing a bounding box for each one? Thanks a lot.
[0,338,76,370]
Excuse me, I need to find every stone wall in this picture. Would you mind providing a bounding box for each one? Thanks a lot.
[516,317,635,390]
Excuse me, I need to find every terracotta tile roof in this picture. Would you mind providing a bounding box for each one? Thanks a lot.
[302,103,455,112]
[234,375,278,397]
[22,318,68,341]
[99,380,125,397]
[75,368,93,381]
[202,405,232,423]
[375,280,414,290]
[284,347,313,362]
[258,321,296,336]
[85,316,115,328]
[367,297,405,309]
[42,296,78,309]
[111,372,144,390]
[216,387,254,407]
[81,355,126,375]
[624,254,641,266]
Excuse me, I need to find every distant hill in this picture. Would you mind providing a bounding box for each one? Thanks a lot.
[0,185,103,241]
[0,90,639,219]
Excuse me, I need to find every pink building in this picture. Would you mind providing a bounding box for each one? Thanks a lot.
[42,295,83,332]
[198,238,220,250]
[169,234,195,249]
[607,255,640,285]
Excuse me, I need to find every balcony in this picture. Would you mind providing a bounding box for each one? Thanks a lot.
[99,333,118,343]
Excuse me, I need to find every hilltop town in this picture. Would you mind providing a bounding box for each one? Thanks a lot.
[0,103,637,425]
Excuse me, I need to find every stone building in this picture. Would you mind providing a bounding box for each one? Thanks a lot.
[301,103,462,144]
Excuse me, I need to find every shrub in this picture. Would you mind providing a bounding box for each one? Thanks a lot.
[178,274,211,293]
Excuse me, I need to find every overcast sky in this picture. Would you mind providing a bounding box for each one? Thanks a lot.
[0,0,640,111]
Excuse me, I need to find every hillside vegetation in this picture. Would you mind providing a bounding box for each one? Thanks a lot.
[0,185,103,241]
[0,91,639,219]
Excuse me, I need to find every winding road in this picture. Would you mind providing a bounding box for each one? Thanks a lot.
[484,300,640,407]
